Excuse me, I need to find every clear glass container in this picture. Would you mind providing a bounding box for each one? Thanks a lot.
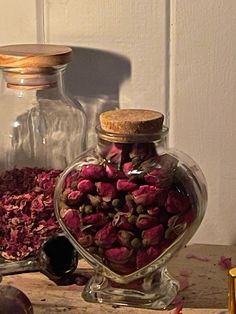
[54,109,207,309]
[0,44,86,263]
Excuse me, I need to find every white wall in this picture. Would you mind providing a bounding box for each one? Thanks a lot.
[0,0,235,245]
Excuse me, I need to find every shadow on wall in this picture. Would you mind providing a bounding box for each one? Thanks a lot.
[65,47,131,147]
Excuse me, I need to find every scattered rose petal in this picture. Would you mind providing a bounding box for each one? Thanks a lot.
[186,253,210,262]
[172,300,184,314]
[218,255,232,270]
[179,275,189,291]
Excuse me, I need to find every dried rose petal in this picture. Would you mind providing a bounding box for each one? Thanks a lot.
[95,223,117,248]
[96,182,117,202]
[116,179,138,192]
[77,179,95,193]
[142,224,164,246]
[105,247,132,264]
[218,256,232,270]
[166,190,190,214]
[132,185,160,206]
[172,301,184,314]
[136,214,159,230]
[81,164,105,180]
[185,253,210,262]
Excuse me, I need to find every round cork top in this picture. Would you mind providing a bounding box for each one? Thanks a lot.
[0,44,72,68]
[100,109,164,135]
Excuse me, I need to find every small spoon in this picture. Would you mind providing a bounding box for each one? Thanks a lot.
[0,234,79,281]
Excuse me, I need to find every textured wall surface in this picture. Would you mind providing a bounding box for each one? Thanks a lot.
[0,0,236,244]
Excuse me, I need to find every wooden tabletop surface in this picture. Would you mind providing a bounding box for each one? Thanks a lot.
[2,243,235,314]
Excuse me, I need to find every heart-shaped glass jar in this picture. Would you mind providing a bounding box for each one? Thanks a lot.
[54,109,207,309]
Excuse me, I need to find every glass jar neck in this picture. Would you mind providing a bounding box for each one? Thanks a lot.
[1,65,66,91]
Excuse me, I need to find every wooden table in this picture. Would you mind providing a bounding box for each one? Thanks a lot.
[2,244,235,314]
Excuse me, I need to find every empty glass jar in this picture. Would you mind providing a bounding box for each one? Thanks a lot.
[0,44,86,262]
[54,109,207,309]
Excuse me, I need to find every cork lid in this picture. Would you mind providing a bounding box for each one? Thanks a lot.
[100,109,164,135]
[0,44,72,68]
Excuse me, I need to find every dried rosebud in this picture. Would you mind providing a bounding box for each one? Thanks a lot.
[132,185,160,206]
[96,182,117,202]
[67,190,84,205]
[77,179,95,193]
[147,206,160,216]
[81,164,105,180]
[128,215,137,224]
[87,194,101,207]
[105,164,125,179]
[166,191,190,214]
[142,224,164,246]
[105,143,130,164]
[83,212,107,227]
[117,230,135,247]
[84,205,93,214]
[136,205,145,214]
[136,246,161,268]
[136,214,159,230]
[78,233,93,247]
[122,162,134,177]
[105,247,133,264]
[131,237,142,249]
[113,213,134,230]
[112,198,121,208]
[61,209,80,234]
[109,262,136,275]
[116,179,138,192]
[95,222,117,248]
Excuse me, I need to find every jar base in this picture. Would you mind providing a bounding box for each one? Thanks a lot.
[82,267,179,310]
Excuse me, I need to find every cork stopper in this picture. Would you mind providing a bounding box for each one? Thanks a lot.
[0,44,72,68]
[100,109,164,135]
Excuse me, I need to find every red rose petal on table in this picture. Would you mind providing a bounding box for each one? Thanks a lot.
[218,255,232,270]
[186,253,210,262]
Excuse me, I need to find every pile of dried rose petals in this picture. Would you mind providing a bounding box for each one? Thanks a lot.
[60,142,196,275]
[0,167,62,260]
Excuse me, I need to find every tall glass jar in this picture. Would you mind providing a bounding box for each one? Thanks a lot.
[55,109,207,309]
[0,44,86,262]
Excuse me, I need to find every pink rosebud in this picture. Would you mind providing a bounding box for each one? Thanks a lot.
[117,230,135,247]
[105,247,132,264]
[136,214,159,230]
[166,191,190,214]
[113,214,134,230]
[62,209,80,234]
[77,232,93,248]
[109,261,136,275]
[116,179,138,192]
[105,164,125,179]
[67,190,84,205]
[105,143,130,164]
[81,164,105,180]
[96,182,117,202]
[77,179,95,193]
[136,246,161,269]
[147,206,160,216]
[132,185,160,206]
[95,223,117,248]
[83,212,107,227]
[142,224,164,246]
[122,162,134,177]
